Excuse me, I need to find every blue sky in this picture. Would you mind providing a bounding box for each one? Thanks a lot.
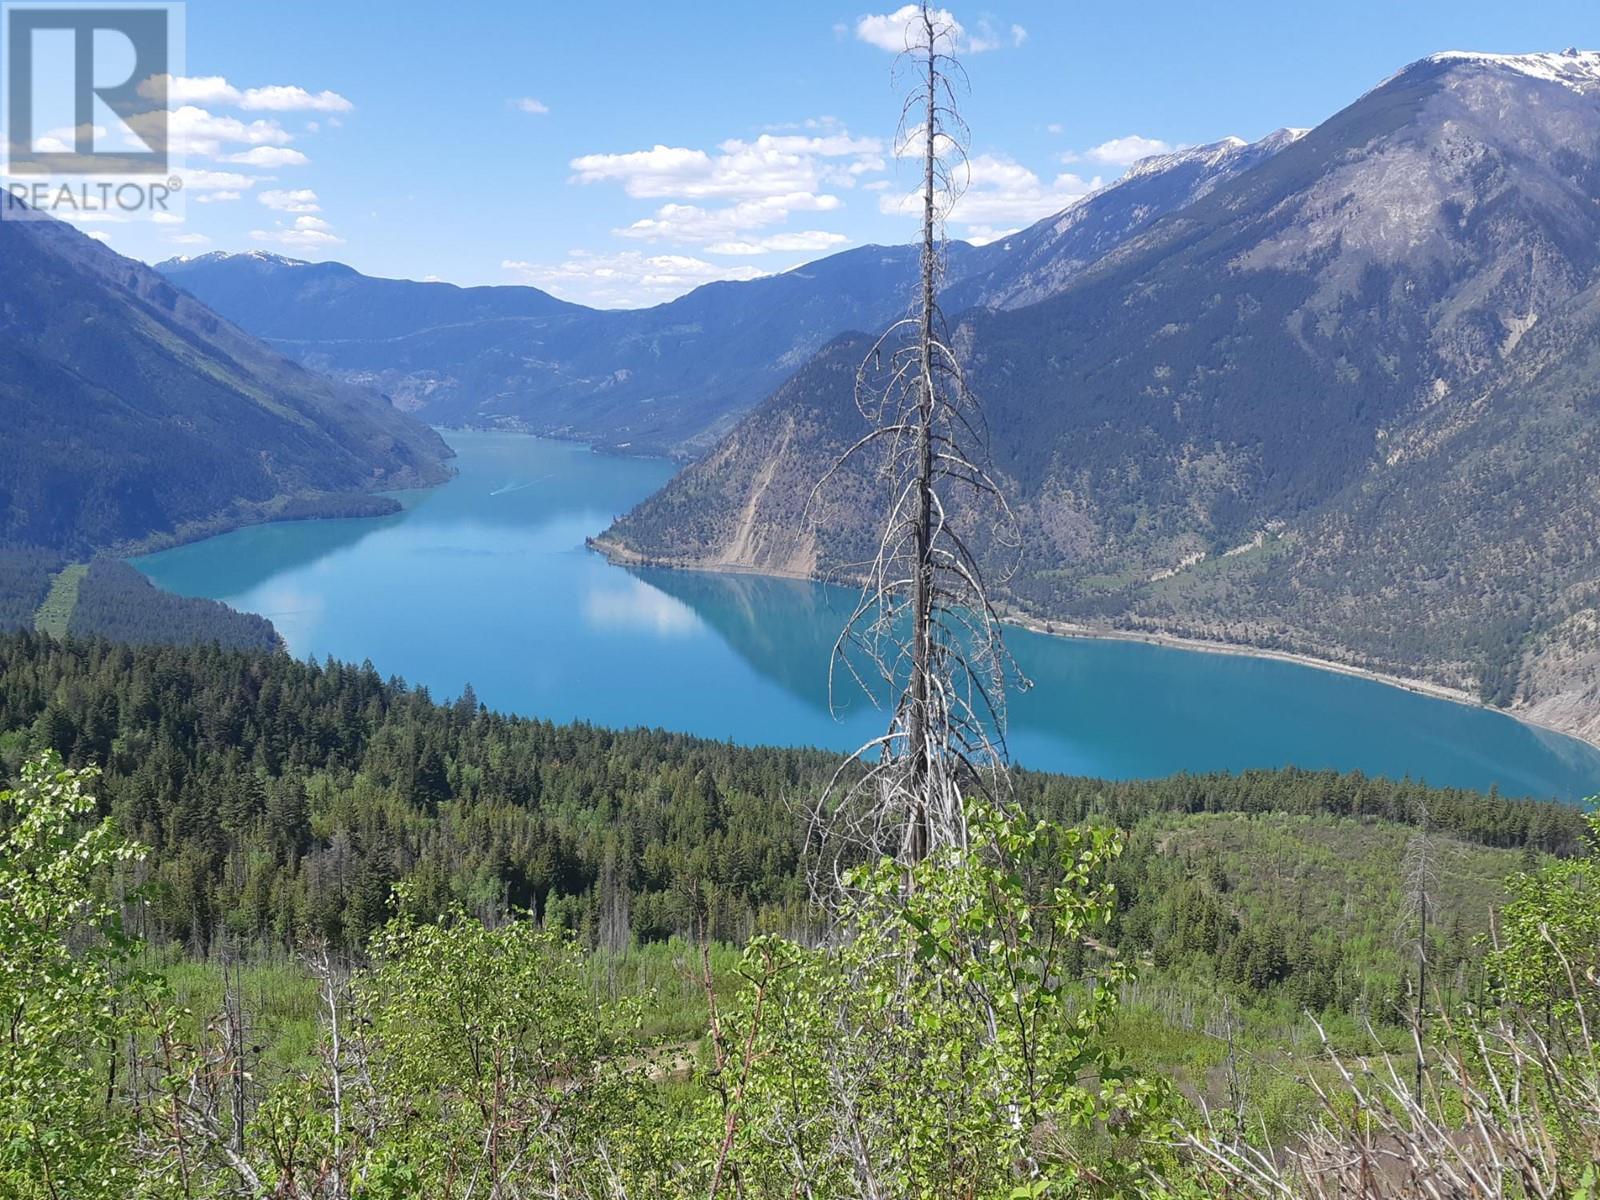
[61,0,1600,307]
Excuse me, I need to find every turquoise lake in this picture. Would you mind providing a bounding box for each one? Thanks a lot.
[133,430,1600,801]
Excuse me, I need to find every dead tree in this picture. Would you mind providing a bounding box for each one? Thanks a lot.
[1398,795,1438,1098]
[813,1,1025,870]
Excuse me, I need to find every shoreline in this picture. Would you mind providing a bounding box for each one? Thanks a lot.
[590,537,1600,756]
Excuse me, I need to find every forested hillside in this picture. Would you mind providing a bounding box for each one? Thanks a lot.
[0,632,1580,987]
[3,632,1596,1197]
[0,550,278,652]
[0,209,452,558]
[600,51,1600,740]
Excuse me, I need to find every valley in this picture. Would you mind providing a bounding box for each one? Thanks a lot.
[5,8,1600,1193]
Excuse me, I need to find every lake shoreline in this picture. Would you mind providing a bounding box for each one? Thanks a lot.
[589,535,1600,757]
[128,431,1600,799]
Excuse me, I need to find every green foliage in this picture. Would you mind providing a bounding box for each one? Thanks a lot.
[0,742,1586,1195]
[67,560,279,651]
[0,547,62,631]
[0,631,1578,1016]
[0,754,147,1199]
[692,806,1170,1198]
[1491,810,1600,1031]
[1111,813,1519,1020]
[354,897,647,1192]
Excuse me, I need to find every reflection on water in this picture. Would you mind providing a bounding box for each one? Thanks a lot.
[633,567,866,709]
[132,430,1600,802]
[583,577,704,637]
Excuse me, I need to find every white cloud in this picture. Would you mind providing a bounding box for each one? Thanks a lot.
[193,190,242,204]
[138,105,293,157]
[571,131,883,200]
[854,6,1022,54]
[1046,122,1064,135]
[237,85,352,113]
[512,97,550,114]
[168,232,210,245]
[502,250,768,308]
[963,224,1021,245]
[613,192,842,244]
[879,153,1100,232]
[259,188,321,213]
[855,5,958,52]
[147,76,353,112]
[251,215,344,247]
[223,146,309,167]
[85,230,112,243]
[562,124,891,296]
[1065,135,1175,168]
[707,231,851,255]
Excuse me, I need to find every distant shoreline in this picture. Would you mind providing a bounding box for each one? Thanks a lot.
[590,535,1600,757]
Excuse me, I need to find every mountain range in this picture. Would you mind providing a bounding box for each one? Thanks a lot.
[597,50,1600,745]
[157,127,1303,459]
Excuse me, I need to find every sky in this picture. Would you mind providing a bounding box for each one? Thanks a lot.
[29,0,1600,308]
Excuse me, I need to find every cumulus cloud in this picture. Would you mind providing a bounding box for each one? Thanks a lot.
[136,105,293,157]
[854,6,1025,54]
[570,132,883,200]
[612,193,842,244]
[251,215,344,247]
[502,250,768,308]
[144,75,353,112]
[259,188,321,213]
[879,153,1101,232]
[512,97,550,114]
[1064,135,1175,168]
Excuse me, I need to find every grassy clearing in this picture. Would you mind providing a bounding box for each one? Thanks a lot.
[33,563,88,637]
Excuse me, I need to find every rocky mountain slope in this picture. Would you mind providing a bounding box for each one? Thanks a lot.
[158,128,1300,459]
[0,208,452,556]
[598,50,1600,744]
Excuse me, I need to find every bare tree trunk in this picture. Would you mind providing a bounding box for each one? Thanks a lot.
[904,9,940,867]
[811,0,1026,876]
[1399,795,1435,1100]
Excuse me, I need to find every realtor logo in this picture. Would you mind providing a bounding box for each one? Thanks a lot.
[1,2,184,218]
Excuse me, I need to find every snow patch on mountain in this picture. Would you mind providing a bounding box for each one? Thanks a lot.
[1427,49,1600,94]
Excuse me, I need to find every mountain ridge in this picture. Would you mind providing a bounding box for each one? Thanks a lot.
[158,126,1303,457]
[0,203,454,557]
[596,48,1600,746]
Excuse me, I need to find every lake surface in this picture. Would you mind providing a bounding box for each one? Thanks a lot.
[134,430,1600,801]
